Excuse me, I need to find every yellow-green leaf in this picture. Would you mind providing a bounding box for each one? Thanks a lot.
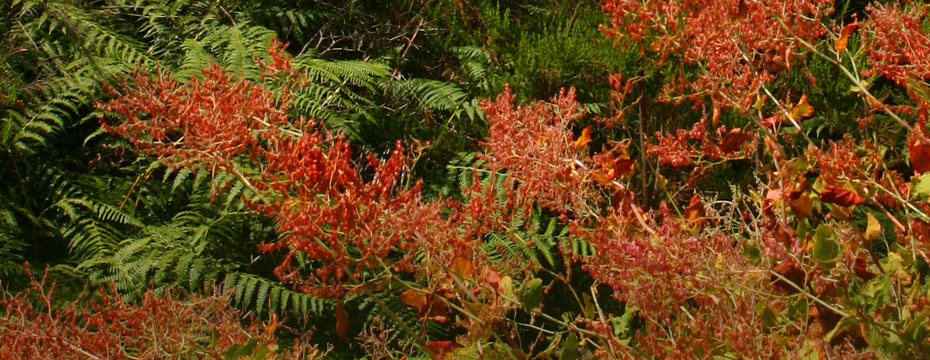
[865,212,881,242]
[813,225,839,263]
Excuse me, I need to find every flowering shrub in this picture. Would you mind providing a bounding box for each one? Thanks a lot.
[0,265,321,359]
[88,0,930,357]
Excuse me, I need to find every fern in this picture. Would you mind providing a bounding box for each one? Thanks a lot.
[224,272,327,317]
[286,56,390,130]
[442,152,567,271]
[389,78,483,123]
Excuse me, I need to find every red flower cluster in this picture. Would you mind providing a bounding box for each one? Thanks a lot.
[601,0,833,111]
[0,266,319,359]
[480,86,603,215]
[862,3,930,86]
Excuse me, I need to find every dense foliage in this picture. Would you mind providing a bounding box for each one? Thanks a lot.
[3,0,930,358]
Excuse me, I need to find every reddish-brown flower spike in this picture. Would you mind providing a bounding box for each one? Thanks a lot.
[863,3,930,85]
[601,0,832,112]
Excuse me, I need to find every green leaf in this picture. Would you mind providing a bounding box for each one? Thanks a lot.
[914,173,930,197]
[611,306,638,337]
[799,339,820,360]
[559,333,579,360]
[905,309,930,343]
[906,74,930,104]
[253,342,273,360]
[825,316,858,342]
[223,338,258,360]
[520,278,544,311]
[535,333,562,359]
[582,293,595,318]
[813,225,840,263]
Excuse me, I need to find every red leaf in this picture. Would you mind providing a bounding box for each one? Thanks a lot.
[734,0,749,19]
[820,185,862,207]
[420,298,450,323]
[909,141,930,174]
[335,300,350,340]
[762,189,782,215]
[718,127,751,153]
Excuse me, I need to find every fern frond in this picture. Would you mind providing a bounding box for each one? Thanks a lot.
[224,272,327,317]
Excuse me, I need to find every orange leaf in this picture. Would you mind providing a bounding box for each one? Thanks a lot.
[535,135,548,146]
[752,94,766,110]
[427,340,460,359]
[420,298,450,323]
[712,106,721,127]
[761,114,780,127]
[614,157,636,177]
[762,189,783,215]
[735,0,749,19]
[788,191,813,219]
[335,300,350,340]
[820,185,862,207]
[592,171,613,186]
[573,126,592,149]
[486,270,501,288]
[789,95,814,120]
[834,22,860,53]
[772,261,805,293]
[718,128,751,153]
[401,289,428,310]
[909,141,930,174]
[853,256,875,281]
[684,193,705,221]
[450,256,474,279]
